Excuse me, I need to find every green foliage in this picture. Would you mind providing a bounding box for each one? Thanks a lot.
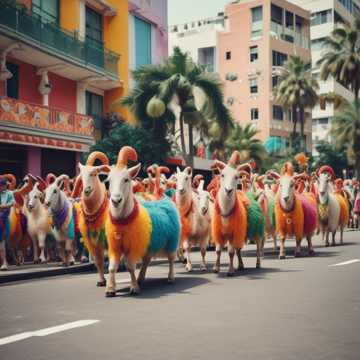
[274,56,318,151]
[85,122,171,175]
[225,123,268,169]
[314,140,349,177]
[119,47,234,164]
[317,16,360,98]
[330,100,360,178]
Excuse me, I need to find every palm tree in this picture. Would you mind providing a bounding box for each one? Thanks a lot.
[331,99,360,178]
[119,47,233,166]
[274,55,319,152]
[225,123,268,168]
[317,17,360,99]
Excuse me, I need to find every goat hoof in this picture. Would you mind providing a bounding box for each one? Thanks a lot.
[200,265,207,272]
[213,267,219,274]
[33,259,40,265]
[62,262,68,267]
[237,265,244,271]
[167,277,175,284]
[331,243,336,247]
[256,263,261,269]
[294,252,301,258]
[227,271,234,277]
[279,255,286,260]
[185,264,192,272]
[308,249,315,256]
[130,287,140,295]
[325,243,330,247]
[97,280,107,287]
[105,291,116,298]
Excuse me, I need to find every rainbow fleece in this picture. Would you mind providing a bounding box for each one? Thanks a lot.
[105,197,180,263]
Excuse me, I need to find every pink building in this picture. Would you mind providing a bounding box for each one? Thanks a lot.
[219,0,312,153]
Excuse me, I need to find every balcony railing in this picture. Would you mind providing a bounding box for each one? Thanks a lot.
[270,21,310,49]
[0,3,120,77]
[0,97,94,138]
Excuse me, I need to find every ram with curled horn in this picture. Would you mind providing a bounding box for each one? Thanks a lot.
[211,151,265,275]
[274,162,318,259]
[104,146,180,297]
[75,151,111,286]
[44,174,78,266]
[317,165,349,246]
[175,167,211,272]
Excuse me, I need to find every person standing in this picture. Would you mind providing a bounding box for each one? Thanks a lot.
[0,178,15,270]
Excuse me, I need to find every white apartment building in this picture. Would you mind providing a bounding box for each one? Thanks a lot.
[168,13,225,72]
[290,0,359,154]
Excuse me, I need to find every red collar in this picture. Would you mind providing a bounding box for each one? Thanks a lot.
[215,197,238,218]
[110,200,139,226]
[81,196,108,224]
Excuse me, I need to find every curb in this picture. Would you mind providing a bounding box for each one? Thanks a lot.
[0,259,174,285]
[0,263,96,285]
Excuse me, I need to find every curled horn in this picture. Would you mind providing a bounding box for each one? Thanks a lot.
[35,176,47,192]
[228,151,241,167]
[71,176,83,198]
[266,170,280,180]
[159,166,170,175]
[0,174,16,190]
[212,160,226,171]
[237,162,252,173]
[13,175,34,206]
[116,146,138,168]
[86,151,109,166]
[45,173,56,185]
[198,179,205,191]
[193,174,204,188]
[318,165,335,181]
[280,162,294,176]
[55,174,69,188]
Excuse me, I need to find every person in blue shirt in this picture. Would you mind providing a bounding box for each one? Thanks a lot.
[0,177,15,270]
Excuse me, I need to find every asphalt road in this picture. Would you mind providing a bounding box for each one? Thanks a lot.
[0,232,360,360]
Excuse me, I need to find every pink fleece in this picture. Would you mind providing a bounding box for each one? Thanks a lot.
[298,194,317,236]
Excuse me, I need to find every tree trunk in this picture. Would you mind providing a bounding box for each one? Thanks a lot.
[179,111,193,167]
[188,123,194,168]
[291,105,298,150]
[299,106,305,152]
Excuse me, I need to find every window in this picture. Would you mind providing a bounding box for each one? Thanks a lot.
[32,0,59,23]
[86,91,103,129]
[288,110,293,122]
[6,63,19,99]
[251,6,263,22]
[250,46,258,62]
[251,108,259,121]
[272,51,288,66]
[135,17,152,68]
[271,4,283,25]
[311,9,332,26]
[86,6,103,47]
[273,105,284,120]
[272,75,279,89]
[338,0,358,15]
[285,11,294,29]
[250,78,258,94]
[251,6,263,37]
[226,51,231,60]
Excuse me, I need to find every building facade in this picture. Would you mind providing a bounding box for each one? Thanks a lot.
[219,0,312,153]
[0,0,168,179]
[289,0,359,154]
[169,13,225,73]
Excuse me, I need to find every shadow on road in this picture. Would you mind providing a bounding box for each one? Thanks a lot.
[116,275,210,299]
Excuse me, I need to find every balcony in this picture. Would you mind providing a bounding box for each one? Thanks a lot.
[0,3,120,78]
[0,97,94,151]
[270,22,310,49]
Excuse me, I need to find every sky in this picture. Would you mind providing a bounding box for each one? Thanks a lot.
[168,0,230,25]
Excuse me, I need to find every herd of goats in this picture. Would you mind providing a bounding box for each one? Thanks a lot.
[0,147,359,297]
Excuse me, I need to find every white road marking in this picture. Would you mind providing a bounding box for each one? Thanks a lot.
[116,278,131,284]
[0,320,99,346]
[329,259,360,267]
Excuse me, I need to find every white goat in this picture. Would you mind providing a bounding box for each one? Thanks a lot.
[23,182,51,263]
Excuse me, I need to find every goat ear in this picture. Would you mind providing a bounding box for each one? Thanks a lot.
[185,166,192,177]
[212,160,226,170]
[128,163,141,179]
[176,166,181,174]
